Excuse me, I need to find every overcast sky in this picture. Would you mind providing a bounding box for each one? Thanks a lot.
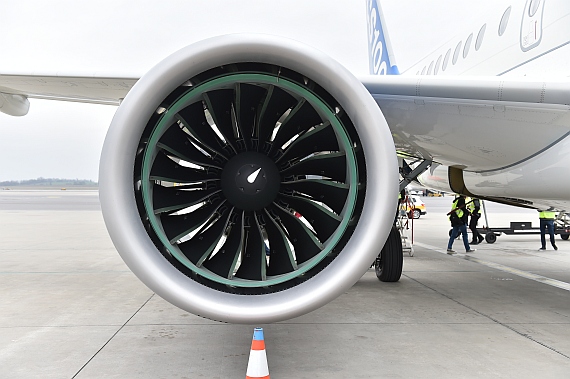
[0,0,513,181]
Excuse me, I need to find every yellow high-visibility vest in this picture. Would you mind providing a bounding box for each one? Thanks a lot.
[467,198,481,215]
[539,211,556,219]
[450,198,464,220]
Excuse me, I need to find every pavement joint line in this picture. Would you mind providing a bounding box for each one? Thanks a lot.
[402,272,570,361]
[414,241,570,292]
[70,293,155,379]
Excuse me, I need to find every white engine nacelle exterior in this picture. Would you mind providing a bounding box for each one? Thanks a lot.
[0,92,29,116]
[98,35,398,323]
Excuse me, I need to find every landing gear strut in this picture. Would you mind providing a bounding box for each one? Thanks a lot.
[374,157,431,282]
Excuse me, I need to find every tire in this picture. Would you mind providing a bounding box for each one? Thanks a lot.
[412,209,421,219]
[485,232,497,244]
[375,225,403,282]
[561,234,569,240]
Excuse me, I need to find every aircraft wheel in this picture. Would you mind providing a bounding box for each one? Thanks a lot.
[485,232,497,244]
[375,225,403,282]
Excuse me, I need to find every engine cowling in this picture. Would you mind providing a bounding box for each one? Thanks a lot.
[99,34,397,323]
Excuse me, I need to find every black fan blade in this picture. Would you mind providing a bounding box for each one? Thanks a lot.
[150,152,219,184]
[264,209,296,276]
[134,143,145,182]
[270,100,323,153]
[256,86,297,147]
[277,123,339,163]
[152,184,221,214]
[160,198,224,243]
[282,179,348,215]
[176,101,227,159]
[236,83,267,150]
[177,206,231,266]
[280,194,341,243]
[281,152,346,182]
[203,210,244,279]
[203,89,238,152]
[157,124,223,168]
[270,204,323,264]
[234,212,267,280]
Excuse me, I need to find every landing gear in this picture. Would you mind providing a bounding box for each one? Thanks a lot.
[375,225,403,282]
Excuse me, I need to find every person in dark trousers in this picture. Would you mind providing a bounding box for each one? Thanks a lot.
[467,198,484,244]
[538,209,558,250]
[447,195,476,254]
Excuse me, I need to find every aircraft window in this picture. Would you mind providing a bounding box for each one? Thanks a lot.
[434,55,442,75]
[442,49,451,71]
[452,41,462,65]
[463,33,473,58]
[499,6,511,36]
[475,24,486,51]
[427,61,434,75]
[421,66,426,75]
[529,0,541,16]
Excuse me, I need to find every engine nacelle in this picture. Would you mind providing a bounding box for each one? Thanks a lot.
[0,92,29,116]
[99,34,397,323]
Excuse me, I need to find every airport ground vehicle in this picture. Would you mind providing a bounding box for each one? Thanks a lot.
[401,195,427,219]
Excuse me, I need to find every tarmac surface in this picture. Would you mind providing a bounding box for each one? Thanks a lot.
[1,190,570,378]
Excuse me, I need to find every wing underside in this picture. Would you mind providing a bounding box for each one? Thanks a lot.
[362,75,570,210]
[0,74,138,106]
[361,75,570,173]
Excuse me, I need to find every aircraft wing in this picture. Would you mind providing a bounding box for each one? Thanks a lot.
[361,75,570,173]
[0,73,138,115]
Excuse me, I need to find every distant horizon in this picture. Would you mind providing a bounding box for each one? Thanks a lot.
[0,177,98,186]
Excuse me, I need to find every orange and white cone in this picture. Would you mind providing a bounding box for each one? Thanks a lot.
[245,327,270,379]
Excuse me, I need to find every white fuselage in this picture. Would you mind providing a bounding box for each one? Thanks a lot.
[399,0,570,211]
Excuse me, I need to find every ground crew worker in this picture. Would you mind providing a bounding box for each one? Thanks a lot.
[447,195,476,254]
[538,209,558,250]
[467,198,484,244]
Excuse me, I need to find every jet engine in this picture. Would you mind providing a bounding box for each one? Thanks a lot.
[99,34,398,323]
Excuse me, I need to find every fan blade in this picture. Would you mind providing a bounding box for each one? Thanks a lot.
[203,89,238,152]
[264,209,296,276]
[152,184,221,214]
[282,179,348,215]
[203,210,244,279]
[234,212,267,280]
[160,198,224,243]
[277,123,339,163]
[176,101,227,159]
[150,152,219,184]
[236,83,267,150]
[280,194,341,243]
[256,86,297,148]
[157,124,223,168]
[281,152,346,182]
[177,206,232,266]
[270,100,322,153]
[270,204,323,264]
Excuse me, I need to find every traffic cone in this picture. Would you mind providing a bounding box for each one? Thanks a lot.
[245,327,270,379]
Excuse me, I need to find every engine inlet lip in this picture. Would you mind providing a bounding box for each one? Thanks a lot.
[99,34,397,323]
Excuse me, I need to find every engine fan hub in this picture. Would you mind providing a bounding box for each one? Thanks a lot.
[221,151,280,211]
